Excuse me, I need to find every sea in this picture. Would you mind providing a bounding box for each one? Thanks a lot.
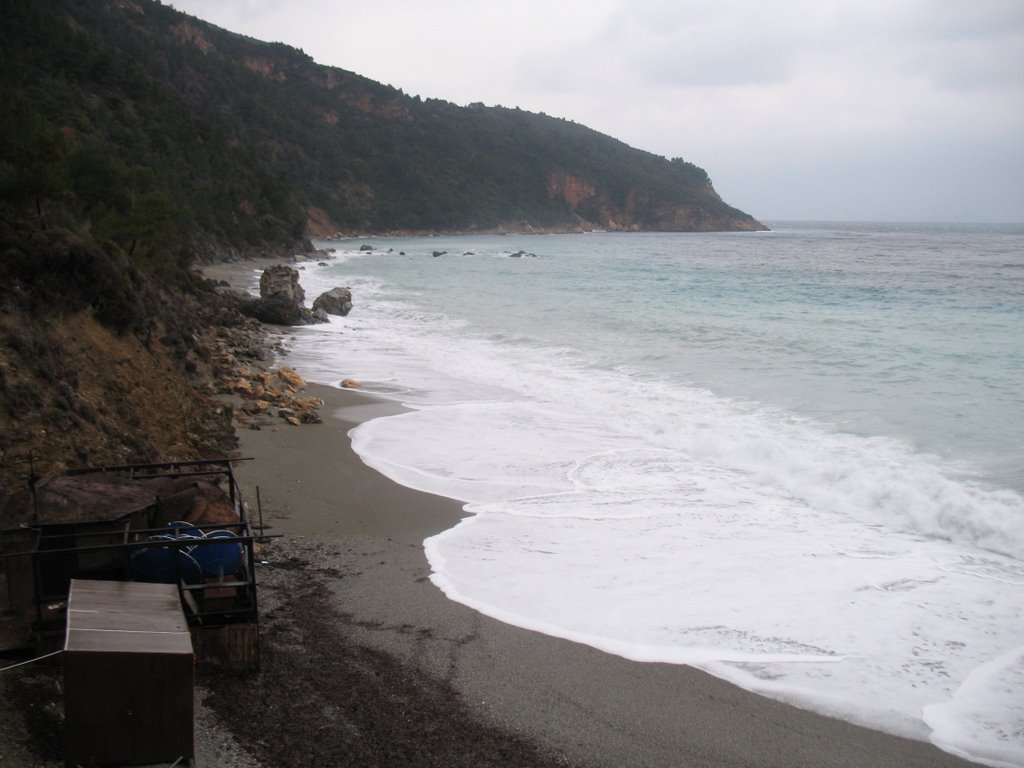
[257,222,1023,768]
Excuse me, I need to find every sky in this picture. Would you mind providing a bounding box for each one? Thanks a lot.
[170,0,1024,223]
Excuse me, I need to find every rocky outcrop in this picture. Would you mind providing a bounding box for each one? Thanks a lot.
[261,264,304,304]
[547,172,598,209]
[239,265,324,325]
[312,288,353,317]
[230,365,324,428]
[190,234,315,265]
[546,171,766,233]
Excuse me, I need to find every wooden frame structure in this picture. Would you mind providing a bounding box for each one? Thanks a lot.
[0,458,263,668]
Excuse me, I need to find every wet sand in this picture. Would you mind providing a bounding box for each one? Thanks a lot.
[220,381,981,768]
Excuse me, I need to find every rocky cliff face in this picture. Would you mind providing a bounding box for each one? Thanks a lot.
[546,172,765,233]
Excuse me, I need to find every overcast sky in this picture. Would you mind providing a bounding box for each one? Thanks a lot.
[170,0,1023,223]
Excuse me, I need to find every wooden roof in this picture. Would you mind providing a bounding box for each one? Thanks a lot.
[0,474,157,528]
[64,579,192,655]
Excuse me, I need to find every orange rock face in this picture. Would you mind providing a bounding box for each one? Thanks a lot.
[547,172,597,208]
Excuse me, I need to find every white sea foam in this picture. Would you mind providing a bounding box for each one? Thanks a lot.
[286,229,1024,767]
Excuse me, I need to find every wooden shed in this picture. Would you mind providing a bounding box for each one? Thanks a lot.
[64,579,194,767]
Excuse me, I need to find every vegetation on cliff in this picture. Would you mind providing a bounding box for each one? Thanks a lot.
[4,0,763,239]
[0,210,266,493]
[1,1,308,255]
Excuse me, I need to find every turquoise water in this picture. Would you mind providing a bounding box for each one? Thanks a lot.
[273,222,1024,766]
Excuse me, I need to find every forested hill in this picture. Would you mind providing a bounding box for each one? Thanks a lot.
[2,0,764,249]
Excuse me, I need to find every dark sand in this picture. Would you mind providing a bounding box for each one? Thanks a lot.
[219,381,981,768]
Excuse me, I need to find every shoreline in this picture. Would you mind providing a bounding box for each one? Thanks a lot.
[214,379,981,767]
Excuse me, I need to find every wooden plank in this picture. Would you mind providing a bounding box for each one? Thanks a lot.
[192,622,260,670]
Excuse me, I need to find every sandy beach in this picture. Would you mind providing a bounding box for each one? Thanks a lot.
[207,379,981,768]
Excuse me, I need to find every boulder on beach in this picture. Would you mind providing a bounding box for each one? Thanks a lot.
[260,264,305,304]
[230,365,324,428]
[276,365,306,390]
[243,297,312,325]
[312,287,353,317]
[240,265,325,325]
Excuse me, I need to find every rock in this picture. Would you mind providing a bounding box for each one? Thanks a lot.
[359,244,373,251]
[241,399,272,415]
[312,287,353,317]
[275,366,306,390]
[432,250,447,257]
[340,378,361,389]
[236,265,321,325]
[240,296,303,325]
[260,265,304,304]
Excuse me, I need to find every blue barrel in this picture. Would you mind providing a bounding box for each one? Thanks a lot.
[192,530,243,578]
[130,547,204,584]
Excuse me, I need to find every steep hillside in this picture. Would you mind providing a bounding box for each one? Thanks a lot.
[5,0,764,238]
[0,217,270,494]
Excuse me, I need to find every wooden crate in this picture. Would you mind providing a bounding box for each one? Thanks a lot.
[191,621,260,670]
[64,579,194,766]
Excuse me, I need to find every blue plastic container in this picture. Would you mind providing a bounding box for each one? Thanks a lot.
[130,547,203,584]
[192,530,243,578]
